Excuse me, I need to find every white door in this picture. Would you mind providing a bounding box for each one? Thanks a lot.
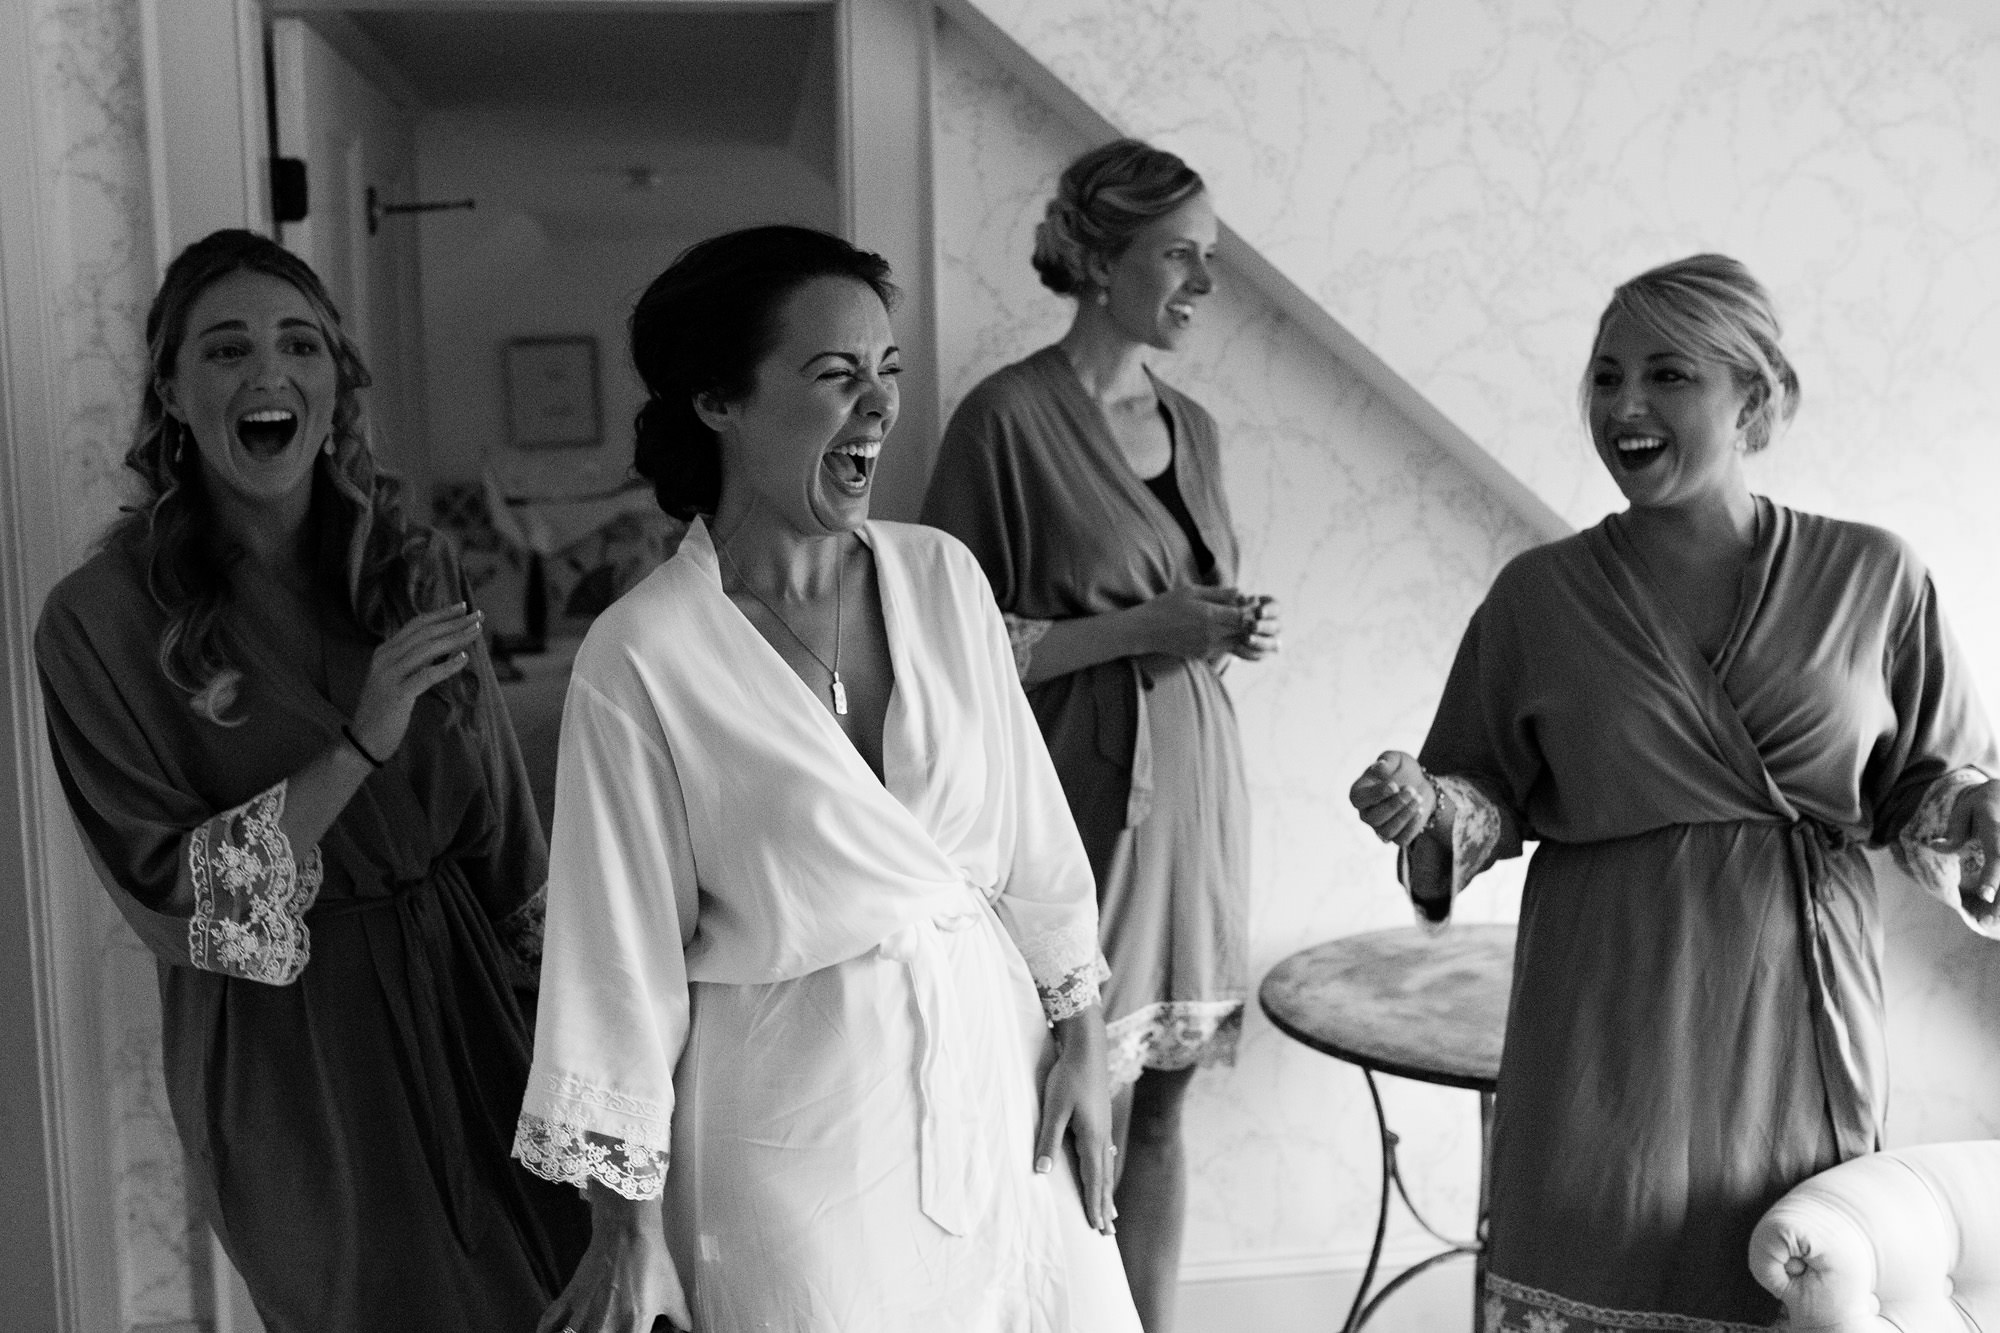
[271,18,431,511]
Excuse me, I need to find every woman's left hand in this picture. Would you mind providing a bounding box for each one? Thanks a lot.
[1036,1006,1116,1235]
[1230,594,1281,661]
[1945,778,2000,927]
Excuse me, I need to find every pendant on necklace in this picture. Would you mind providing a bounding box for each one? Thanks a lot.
[831,672,849,716]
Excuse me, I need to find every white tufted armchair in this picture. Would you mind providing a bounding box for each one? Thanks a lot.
[1748,1141,2000,1331]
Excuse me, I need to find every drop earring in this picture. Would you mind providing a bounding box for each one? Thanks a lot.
[322,435,336,457]
[1094,287,1111,307]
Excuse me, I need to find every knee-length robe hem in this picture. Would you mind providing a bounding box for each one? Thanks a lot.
[35,532,588,1333]
[1418,500,1996,1329]
[516,518,1139,1333]
[922,346,1251,1085]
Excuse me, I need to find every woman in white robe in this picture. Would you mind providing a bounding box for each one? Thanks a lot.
[514,225,1140,1333]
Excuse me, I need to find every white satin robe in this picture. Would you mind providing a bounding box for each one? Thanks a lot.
[514,519,1137,1333]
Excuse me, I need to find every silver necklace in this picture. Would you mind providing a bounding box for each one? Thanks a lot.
[719,538,847,716]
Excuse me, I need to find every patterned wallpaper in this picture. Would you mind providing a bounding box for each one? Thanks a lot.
[963,0,2000,681]
[26,0,198,1327]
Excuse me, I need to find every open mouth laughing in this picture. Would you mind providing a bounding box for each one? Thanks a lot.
[235,407,301,459]
[1613,433,1668,471]
[822,436,882,497]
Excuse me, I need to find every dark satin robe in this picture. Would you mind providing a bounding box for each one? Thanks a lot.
[1425,499,1994,1327]
[36,532,586,1333]
[923,346,1250,1077]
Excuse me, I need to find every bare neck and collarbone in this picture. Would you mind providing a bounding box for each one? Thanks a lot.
[712,515,895,783]
[1591,314,1765,663]
[1059,287,1181,482]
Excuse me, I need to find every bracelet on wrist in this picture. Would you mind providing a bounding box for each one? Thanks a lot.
[341,724,387,770]
[1418,765,1449,837]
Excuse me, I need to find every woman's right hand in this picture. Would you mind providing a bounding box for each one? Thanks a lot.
[347,602,484,762]
[1134,584,1254,660]
[537,1190,691,1333]
[1349,750,1436,848]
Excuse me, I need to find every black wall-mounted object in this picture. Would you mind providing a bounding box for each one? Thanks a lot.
[365,185,477,236]
[271,157,308,224]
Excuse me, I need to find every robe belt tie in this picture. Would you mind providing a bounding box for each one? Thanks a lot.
[1783,818,1877,1160]
[306,861,443,919]
[876,872,994,1236]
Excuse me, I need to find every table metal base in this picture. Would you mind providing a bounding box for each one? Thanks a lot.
[1340,1068,1492,1332]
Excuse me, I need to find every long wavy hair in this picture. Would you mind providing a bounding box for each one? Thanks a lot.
[107,229,454,724]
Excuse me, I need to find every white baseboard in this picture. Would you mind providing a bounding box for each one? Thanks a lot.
[1177,1251,1477,1333]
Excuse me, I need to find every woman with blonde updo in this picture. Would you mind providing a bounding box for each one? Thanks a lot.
[1351,254,2000,1328]
[924,139,1278,1331]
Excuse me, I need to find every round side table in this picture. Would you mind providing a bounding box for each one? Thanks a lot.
[1259,923,1515,1332]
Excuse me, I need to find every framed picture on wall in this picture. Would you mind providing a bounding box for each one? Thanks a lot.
[504,336,601,449]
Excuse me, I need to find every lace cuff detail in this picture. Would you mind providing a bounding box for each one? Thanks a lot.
[1896,767,1998,938]
[493,885,548,980]
[1007,913,1105,1021]
[1003,613,1052,680]
[517,1071,675,1198]
[1038,951,1110,1023]
[1397,773,1504,934]
[186,782,323,984]
[513,1113,670,1200]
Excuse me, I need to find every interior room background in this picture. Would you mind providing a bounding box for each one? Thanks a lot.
[3,0,1997,1330]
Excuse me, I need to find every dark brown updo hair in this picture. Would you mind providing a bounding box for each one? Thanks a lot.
[1583,253,1801,454]
[1031,138,1205,297]
[630,225,897,519]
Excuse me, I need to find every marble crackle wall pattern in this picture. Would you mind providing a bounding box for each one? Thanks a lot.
[29,0,195,1329]
[935,14,1542,1270]
[963,0,2000,670]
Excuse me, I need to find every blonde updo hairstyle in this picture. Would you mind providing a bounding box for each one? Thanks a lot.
[1031,138,1205,298]
[1584,253,1801,454]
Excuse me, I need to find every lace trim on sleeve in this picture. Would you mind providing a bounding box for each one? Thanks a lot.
[1398,774,1504,934]
[493,884,547,976]
[1008,913,1105,1022]
[513,1113,669,1200]
[1896,767,1997,937]
[1003,613,1052,680]
[1438,774,1503,891]
[186,782,323,985]
[1038,951,1110,1023]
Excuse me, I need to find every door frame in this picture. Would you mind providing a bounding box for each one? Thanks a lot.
[0,0,126,1327]
[268,0,943,518]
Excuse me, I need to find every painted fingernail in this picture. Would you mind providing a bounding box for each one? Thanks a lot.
[1035,1156,1052,1174]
